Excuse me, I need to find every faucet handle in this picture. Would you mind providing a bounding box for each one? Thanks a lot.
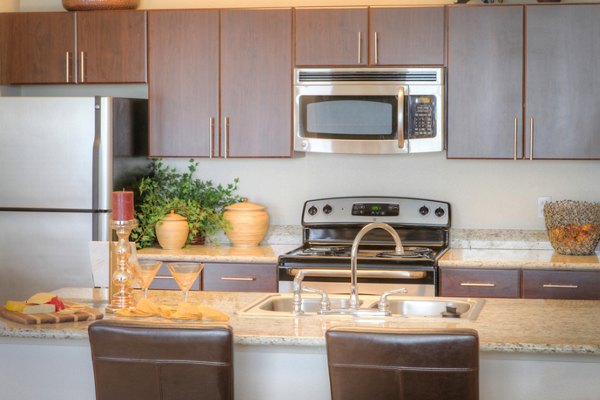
[378,287,408,313]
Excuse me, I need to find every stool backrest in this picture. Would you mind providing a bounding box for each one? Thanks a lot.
[326,327,479,400]
[88,320,233,400]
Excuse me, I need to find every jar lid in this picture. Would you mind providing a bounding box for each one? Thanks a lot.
[225,198,265,212]
[161,210,187,221]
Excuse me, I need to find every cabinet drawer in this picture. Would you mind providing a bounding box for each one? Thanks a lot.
[148,262,201,291]
[439,268,520,298]
[522,270,600,300]
[203,263,277,292]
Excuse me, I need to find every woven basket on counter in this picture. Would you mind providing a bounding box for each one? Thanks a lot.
[544,200,600,255]
[62,0,140,11]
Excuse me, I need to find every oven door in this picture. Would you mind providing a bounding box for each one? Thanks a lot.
[294,83,407,154]
[278,266,437,296]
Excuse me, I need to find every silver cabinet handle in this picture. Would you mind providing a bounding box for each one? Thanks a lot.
[153,276,173,280]
[223,117,229,158]
[542,283,578,289]
[529,117,534,160]
[397,86,405,149]
[357,32,362,64]
[460,282,496,287]
[79,51,85,83]
[374,31,379,65]
[65,51,70,83]
[513,117,518,160]
[220,277,256,282]
[209,117,215,159]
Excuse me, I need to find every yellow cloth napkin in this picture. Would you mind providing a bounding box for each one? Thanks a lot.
[115,298,229,321]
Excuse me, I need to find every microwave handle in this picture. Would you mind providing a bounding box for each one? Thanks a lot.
[397,87,405,149]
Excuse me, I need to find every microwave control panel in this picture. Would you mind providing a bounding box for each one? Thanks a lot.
[407,95,436,139]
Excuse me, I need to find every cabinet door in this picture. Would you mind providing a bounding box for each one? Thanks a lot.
[8,12,75,84]
[525,5,600,159]
[522,270,600,300]
[203,263,277,292]
[77,10,146,84]
[446,6,524,159]
[0,13,9,84]
[295,8,368,66]
[439,268,521,298]
[147,10,219,157]
[221,9,292,157]
[369,7,445,66]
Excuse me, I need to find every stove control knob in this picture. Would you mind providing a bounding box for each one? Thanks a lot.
[434,207,445,217]
[323,204,333,214]
[308,206,318,216]
[419,206,429,216]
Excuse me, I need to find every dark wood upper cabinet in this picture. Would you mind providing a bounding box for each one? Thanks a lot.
[295,7,444,66]
[447,6,524,159]
[369,7,445,66]
[77,10,147,84]
[525,5,600,159]
[0,13,9,84]
[148,10,219,158]
[8,10,146,85]
[295,8,368,66]
[9,12,75,84]
[221,9,293,157]
[148,9,292,158]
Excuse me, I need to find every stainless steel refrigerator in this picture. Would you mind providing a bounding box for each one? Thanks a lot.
[0,96,148,303]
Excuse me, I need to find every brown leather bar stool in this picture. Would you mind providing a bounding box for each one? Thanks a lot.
[88,320,233,400]
[326,327,479,400]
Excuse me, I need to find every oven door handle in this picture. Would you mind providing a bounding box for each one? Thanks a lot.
[397,86,405,150]
[287,268,426,280]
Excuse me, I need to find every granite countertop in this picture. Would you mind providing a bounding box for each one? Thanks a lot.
[2,288,600,356]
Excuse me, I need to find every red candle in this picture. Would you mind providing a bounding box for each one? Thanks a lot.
[112,191,134,221]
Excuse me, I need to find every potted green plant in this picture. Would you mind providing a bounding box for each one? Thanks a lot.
[130,159,241,248]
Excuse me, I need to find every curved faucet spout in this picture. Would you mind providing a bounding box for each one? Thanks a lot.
[349,222,404,309]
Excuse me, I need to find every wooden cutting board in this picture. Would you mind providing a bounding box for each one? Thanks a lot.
[0,303,103,325]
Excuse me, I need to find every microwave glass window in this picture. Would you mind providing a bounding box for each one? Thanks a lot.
[301,96,398,140]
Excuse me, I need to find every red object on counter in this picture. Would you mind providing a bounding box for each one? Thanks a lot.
[112,190,134,221]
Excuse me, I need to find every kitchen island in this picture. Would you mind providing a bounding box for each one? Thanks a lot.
[2,288,600,400]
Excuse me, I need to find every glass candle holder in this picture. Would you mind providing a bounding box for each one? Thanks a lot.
[105,219,137,313]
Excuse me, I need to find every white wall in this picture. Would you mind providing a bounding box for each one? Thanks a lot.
[12,0,600,231]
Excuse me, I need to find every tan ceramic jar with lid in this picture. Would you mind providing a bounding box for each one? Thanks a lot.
[224,198,269,247]
[155,210,189,250]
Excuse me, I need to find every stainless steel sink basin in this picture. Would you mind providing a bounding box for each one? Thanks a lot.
[239,294,484,321]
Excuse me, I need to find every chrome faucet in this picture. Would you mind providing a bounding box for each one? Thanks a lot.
[349,222,404,310]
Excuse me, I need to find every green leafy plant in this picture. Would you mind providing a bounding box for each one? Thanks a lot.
[130,159,241,248]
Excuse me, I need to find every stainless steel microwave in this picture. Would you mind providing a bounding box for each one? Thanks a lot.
[294,67,445,154]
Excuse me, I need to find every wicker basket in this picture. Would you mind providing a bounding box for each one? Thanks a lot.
[62,0,140,11]
[544,200,600,255]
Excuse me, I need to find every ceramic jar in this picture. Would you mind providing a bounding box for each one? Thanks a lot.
[155,210,189,250]
[224,199,269,247]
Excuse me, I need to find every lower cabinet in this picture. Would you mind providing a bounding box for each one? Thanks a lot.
[439,268,521,298]
[440,267,600,300]
[148,262,277,292]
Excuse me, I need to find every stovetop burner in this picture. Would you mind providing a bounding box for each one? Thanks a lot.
[298,246,350,256]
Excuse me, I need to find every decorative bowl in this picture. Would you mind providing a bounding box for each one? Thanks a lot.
[62,0,140,11]
[544,200,600,255]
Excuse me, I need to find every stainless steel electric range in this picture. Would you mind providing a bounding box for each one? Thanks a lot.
[278,196,450,296]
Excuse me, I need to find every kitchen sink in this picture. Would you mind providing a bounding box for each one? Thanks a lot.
[238,294,484,321]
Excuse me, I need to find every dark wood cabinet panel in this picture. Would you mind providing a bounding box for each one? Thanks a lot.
[525,5,600,159]
[203,263,277,292]
[522,270,600,300]
[0,13,9,84]
[221,9,293,157]
[439,268,521,298]
[369,7,445,66]
[77,10,147,84]
[447,6,524,159]
[8,12,75,84]
[295,8,368,66]
[148,10,219,157]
